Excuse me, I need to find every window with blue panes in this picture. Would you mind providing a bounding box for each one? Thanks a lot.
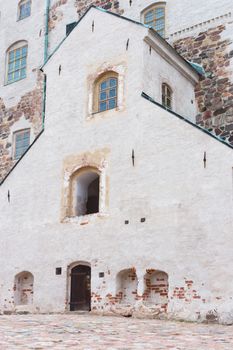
[7,44,28,84]
[98,77,117,112]
[18,0,31,20]
[14,129,30,160]
[144,6,165,37]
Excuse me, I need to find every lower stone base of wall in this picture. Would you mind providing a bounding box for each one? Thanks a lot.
[2,305,233,325]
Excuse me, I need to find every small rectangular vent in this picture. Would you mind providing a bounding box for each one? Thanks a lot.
[56,267,62,275]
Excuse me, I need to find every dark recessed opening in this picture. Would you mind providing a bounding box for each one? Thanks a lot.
[56,267,62,275]
[86,176,99,215]
[99,272,104,278]
[125,220,129,224]
[141,218,146,223]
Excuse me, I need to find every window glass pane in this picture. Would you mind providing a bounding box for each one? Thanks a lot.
[109,78,117,87]
[9,51,15,62]
[14,71,20,80]
[15,60,20,69]
[15,49,21,58]
[145,11,153,22]
[99,101,107,111]
[8,73,13,81]
[109,88,116,98]
[14,130,30,159]
[7,44,27,83]
[8,63,14,72]
[155,19,164,31]
[20,68,26,78]
[100,81,107,90]
[19,1,31,19]
[100,91,107,101]
[155,8,164,18]
[22,46,28,56]
[109,99,116,109]
[20,57,26,67]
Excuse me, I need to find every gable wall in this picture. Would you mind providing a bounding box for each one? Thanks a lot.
[0,10,232,322]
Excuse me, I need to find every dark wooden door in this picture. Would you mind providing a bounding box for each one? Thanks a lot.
[70,265,91,311]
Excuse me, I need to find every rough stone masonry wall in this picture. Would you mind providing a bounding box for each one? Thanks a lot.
[173,25,233,145]
[0,71,44,183]
[49,0,123,31]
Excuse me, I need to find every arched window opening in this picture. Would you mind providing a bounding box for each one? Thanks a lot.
[14,271,34,306]
[13,129,30,159]
[116,268,138,305]
[93,72,118,113]
[143,4,165,37]
[162,83,172,109]
[143,270,168,312]
[71,168,100,217]
[18,0,31,20]
[6,41,28,84]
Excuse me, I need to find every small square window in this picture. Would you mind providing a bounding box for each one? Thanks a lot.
[56,267,62,275]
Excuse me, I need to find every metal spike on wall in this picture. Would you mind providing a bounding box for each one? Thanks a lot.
[132,149,135,166]
[92,21,95,32]
[129,0,132,6]
[149,46,152,55]
[7,190,10,203]
[203,151,207,168]
[126,39,130,50]
[59,65,61,75]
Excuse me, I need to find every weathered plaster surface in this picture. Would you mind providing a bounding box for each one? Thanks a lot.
[0,71,44,182]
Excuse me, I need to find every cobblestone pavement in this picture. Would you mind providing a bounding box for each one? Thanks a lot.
[0,314,233,349]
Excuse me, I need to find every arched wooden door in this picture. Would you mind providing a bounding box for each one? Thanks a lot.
[70,265,91,311]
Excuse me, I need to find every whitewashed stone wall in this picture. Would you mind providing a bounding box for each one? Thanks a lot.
[0,8,232,324]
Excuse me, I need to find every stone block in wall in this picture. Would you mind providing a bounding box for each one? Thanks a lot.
[174,24,233,145]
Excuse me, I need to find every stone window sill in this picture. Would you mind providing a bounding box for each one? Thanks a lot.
[62,212,108,225]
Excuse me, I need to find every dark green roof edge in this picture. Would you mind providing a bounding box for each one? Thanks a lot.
[141,92,233,150]
[41,5,198,76]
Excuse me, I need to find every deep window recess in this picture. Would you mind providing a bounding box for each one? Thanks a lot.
[7,43,28,84]
[72,169,100,216]
[162,83,172,109]
[144,6,165,37]
[13,129,30,159]
[18,0,31,20]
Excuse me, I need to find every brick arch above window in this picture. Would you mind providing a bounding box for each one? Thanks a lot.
[6,41,28,84]
[141,2,166,38]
